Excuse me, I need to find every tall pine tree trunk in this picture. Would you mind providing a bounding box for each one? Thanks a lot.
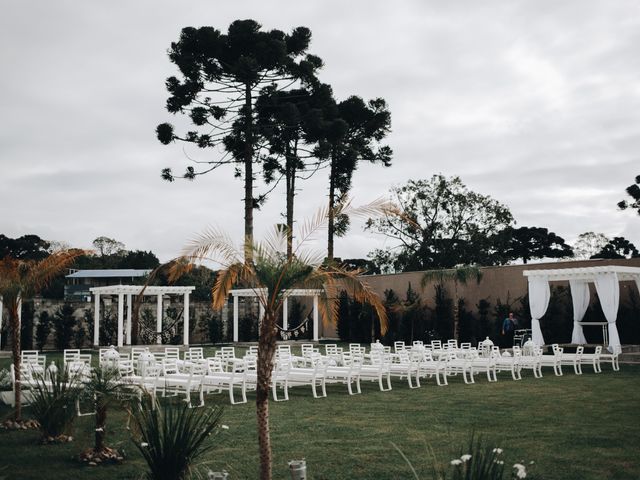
[10,303,22,421]
[285,145,296,261]
[453,282,459,341]
[327,151,336,264]
[256,311,277,480]
[244,83,254,264]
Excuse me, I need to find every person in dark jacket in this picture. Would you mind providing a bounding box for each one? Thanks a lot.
[501,312,517,347]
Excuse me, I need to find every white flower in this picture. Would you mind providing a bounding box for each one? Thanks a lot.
[460,454,472,462]
[529,461,535,465]
[95,428,104,432]
[496,460,504,465]
[450,459,463,466]
[221,424,229,430]
[492,448,503,454]
[513,463,527,479]
[140,442,149,447]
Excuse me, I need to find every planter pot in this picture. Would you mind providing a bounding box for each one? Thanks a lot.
[0,390,33,407]
[0,391,15,406]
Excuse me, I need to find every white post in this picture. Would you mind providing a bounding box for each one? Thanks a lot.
[183,292,190,346]
[282,296,288,330]
[233,295,239,342]
[117,293,124,348]
[156,294,163,345]
[93,293,100,346]
[126,294,132,345]
[313,295,319,341]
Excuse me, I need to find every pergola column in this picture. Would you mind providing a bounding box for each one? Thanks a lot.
[259,301,265,334]
[313,294,319,341]
[233,295,239,342]
[117,293,124,348]
[93,293,100,346]
[183,292,190,346]
[282,297,288,330]
[156,294,163,345]
[126,294,132,345]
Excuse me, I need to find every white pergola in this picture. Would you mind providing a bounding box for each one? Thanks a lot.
[229,288,323,342]
[523,265,640,352]
[90,285,195,347]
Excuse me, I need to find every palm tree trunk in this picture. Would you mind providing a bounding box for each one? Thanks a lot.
[95,404,107,452]
[244,82,254,264]
[10,304,22,421]
[256,311,277,480]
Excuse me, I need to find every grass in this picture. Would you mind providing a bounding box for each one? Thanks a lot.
[1,347,639,479]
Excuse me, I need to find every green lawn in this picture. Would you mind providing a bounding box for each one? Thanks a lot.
[1,349,639,479]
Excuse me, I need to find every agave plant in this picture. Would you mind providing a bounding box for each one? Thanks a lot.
[129,396,223,480]
[171,200,390,480]
[29,366,83,442]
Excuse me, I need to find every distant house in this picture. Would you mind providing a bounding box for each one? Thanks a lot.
[64,269,152,301]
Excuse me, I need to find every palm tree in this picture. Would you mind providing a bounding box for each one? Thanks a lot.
[421,265,482,341]
[0,250,83,421]
[80,365,127,458]
[172,201,388,480]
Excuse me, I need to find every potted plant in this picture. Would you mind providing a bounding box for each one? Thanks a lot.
[0,368,14,406]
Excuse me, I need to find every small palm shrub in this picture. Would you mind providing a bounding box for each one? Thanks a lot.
[78,365,128,464]
[129,396,223,480]
[29,367,82,442]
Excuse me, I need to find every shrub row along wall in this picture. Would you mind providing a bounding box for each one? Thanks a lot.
[2,258,639,349]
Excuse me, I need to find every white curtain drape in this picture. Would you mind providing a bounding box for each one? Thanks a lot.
[594,272,621,353]
[528,276,550,345]
[569,280,590,344]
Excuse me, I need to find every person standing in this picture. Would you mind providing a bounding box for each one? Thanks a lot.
[501,312,516,347]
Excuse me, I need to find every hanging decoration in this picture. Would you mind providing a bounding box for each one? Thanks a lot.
[276,317,311,340]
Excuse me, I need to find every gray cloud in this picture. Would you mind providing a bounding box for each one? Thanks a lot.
[1,0,639,262]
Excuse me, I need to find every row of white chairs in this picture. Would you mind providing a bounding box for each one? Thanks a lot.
[10,341,620,410]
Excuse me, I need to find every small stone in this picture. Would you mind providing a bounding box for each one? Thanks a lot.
[67,436,73,442]
[88,462,97,466]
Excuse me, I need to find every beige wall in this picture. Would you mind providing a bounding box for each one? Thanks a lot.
[319,257,640,339]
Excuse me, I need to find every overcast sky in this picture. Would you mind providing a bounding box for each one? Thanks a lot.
[1,0,638,263]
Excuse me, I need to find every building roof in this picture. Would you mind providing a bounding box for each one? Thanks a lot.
[90,285,195,295]
[66,269,152,279]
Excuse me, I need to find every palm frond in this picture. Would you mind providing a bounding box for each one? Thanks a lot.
[261,225,288,258]
[181,226,242,267]
[211,263,252,311]
[421,265,483,288]
[25,249,85,297]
